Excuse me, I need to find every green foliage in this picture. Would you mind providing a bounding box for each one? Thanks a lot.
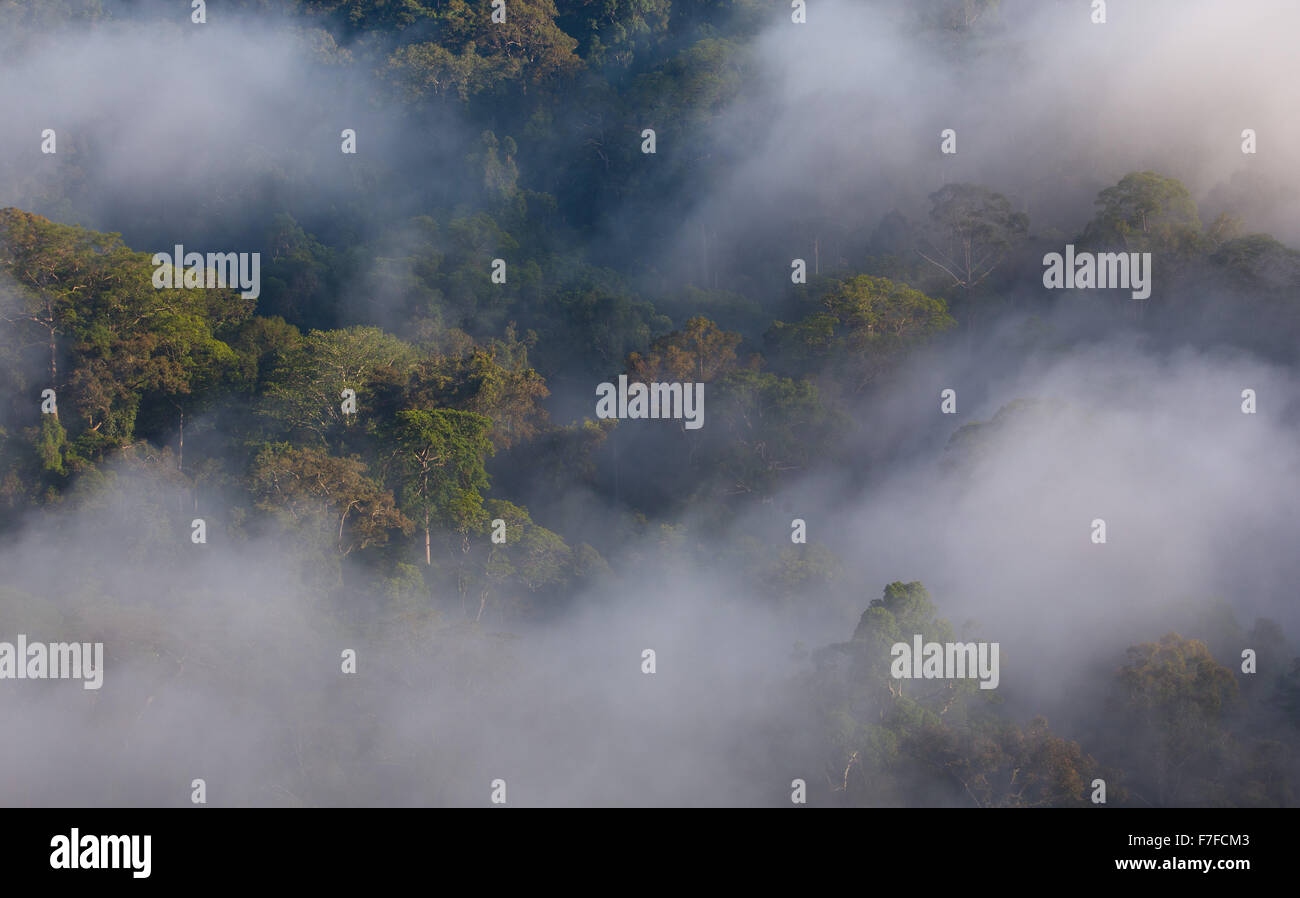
[767,274,955,392]
[626,315,742,383]
[540,282,670,369]
[1082,171,1203,255]
[918,183,1029,301]
[0,1,1297,808]
[1108,633,1241,805]
[632,37,746,132]
[702,369,841,496]
[1211,233,1300,290]
[386,0,581,103]
[260,326,417,445]
[556,0,672,69]
[250,442,411,555]
[387,407,494,561]
[0,208,253,456]
[811,582,1113,807]
[36,414,68,476]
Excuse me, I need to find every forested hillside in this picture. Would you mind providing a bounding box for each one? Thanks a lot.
[0,0,1297,807]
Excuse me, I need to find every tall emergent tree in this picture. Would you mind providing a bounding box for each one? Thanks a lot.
[388,408,494,565]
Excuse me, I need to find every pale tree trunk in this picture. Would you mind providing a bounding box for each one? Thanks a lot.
[47,296,57,388]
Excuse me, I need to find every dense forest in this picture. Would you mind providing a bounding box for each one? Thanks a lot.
[0,0,1298,807]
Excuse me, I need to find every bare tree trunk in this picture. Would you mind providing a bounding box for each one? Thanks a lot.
[47,297,57,388]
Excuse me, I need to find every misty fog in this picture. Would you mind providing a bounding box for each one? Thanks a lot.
[0,0,1296,807]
